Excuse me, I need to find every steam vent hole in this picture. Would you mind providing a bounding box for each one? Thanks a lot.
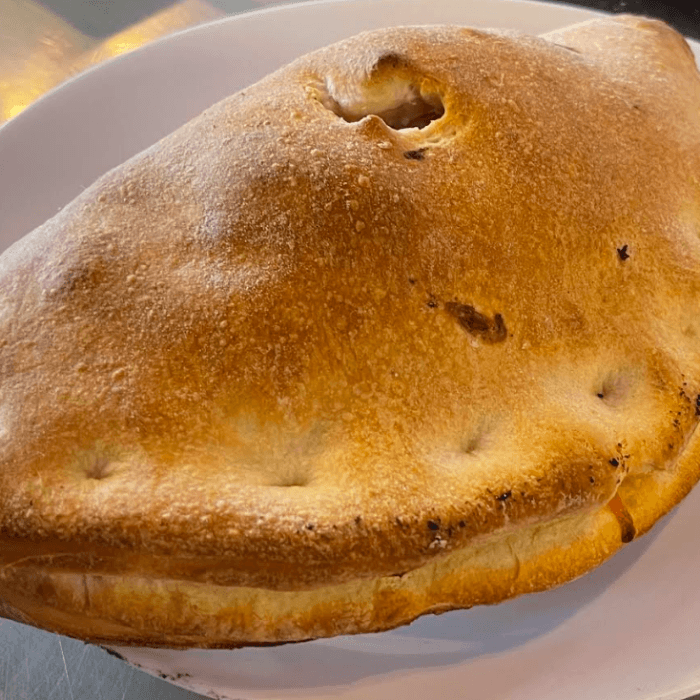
[323,75,445,130]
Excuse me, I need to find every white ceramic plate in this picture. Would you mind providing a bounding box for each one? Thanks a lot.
[2,1,700,699]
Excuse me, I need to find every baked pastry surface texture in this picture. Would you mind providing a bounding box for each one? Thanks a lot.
[1,15,700,648]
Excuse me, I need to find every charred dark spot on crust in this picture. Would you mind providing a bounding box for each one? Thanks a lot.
[427,298,439,309]
[458,520,466,528]
[496,490,512,502]
[354,515,362,525]
[404,148,427,161]
[306,523,315,530]
[427,520,439,531]
[695,394,700,416]
[597,392,604,399]
[445,302,507,343]
[608,493,636,544]
[100,646,126,662]
[589,476,595,484]
[609,458,620,467]
[408,278,417,285]
[617,244,630,261]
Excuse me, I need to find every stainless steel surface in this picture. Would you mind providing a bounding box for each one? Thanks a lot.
[0,618,206,699]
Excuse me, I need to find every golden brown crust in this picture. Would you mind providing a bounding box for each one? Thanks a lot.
[1,415,698,648]
[1,15,700,646]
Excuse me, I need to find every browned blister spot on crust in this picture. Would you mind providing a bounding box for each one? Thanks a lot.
[444,301,507,343]
[404,148,427,160]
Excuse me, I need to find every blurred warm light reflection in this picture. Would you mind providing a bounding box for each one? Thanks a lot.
[102,32,151,57]
[81,0,223,67]
[3,89,39,120]
[0,0,223,125]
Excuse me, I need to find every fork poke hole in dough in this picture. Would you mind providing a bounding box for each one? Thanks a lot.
[595,369,636,406]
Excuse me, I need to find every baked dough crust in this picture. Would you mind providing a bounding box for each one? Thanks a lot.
[1,15,700,647]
